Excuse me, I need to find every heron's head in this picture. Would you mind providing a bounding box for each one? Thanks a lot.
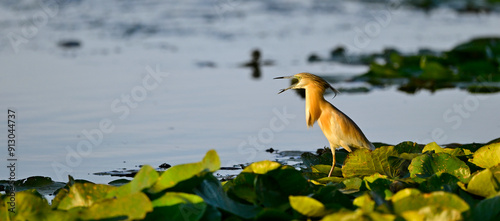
[274,73,339,96]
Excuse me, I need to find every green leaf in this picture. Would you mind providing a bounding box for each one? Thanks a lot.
[107,165,159,198]
[255,208,294,221]
[465,164,500,198]
[72,192,152,220]
[422,142,444,153]
[321,209,396,221]
[419,61,454,81]
[342,145,408,178]
[0,195,9,221]
[149,149,220,194]
[289,196,329,217]
[242,160,281,174]
[255,175,289,207]
[309,165,342,178]
[470,142,500,168]
[392,189,469,215]
[343,177,363,189]
[470,193,500,221]
[353,194,375,212]
[227,173,258,204]
[400,206,463,221]
[312,185,354,210]
[408,152,471,183]
[145,192,206,221]
[194,174,261,219]
[57,183,116,210]
[419,173,460,193]
[3,190,50,220]
[422,142,469,157]
[301,150,348,168]
[394,141,422,154]
[363,174,393,200]
[230,162,311,208]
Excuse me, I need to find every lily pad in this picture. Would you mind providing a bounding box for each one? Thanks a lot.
[470,142,500,168]
[408,152,471,183]
[289,196,329,217]
[148,149,220,194]
[107,165,159,198]
[321,208,396,221]
[2,190,50,220]
[392,189,469,216]
[145,192,206,221]
[194,174,261,219]
[242,160,281,174]
[56,183,116,210]
[70,192,153,220]
[470,193,500,221]
[342,146,408,178]
[419,173,460,193]
[228,161,312,208]
[464,164,500,198]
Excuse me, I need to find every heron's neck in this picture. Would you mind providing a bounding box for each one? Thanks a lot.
[305,87,326,127]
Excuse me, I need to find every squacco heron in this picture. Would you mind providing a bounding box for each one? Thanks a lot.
[275,73,374,177]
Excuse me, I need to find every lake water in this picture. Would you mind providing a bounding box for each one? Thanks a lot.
[1,0,500,183]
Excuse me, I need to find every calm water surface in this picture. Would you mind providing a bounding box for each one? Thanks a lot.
[0,1,499,183]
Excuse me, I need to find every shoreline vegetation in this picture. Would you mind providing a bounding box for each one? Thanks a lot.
[1,138,500,220]
[308,37,500,94]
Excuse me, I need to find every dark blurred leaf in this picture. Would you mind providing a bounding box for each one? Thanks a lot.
[394,141,423,154]
[0,176,66,197]
[470,193,500,221]
[194,175,261,219]
[363,174,393,200]
[419,173,460,193]
[255,208,293,221]
[145,192,205,221]
[108,179,131,186]
[312,185,354,210]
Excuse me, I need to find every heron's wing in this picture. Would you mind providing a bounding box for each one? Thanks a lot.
[324,103,374,151]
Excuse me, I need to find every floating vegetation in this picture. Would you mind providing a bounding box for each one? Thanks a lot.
[310,37,500,94]
[1,139,500,220]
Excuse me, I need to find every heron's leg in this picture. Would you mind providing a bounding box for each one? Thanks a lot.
[328,147,336,177]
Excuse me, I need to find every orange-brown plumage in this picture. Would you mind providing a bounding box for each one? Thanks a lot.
[275,73,374,177]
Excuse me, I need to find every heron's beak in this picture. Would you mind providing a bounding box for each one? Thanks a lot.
[274,76,296,94]
[273,76,294,80]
